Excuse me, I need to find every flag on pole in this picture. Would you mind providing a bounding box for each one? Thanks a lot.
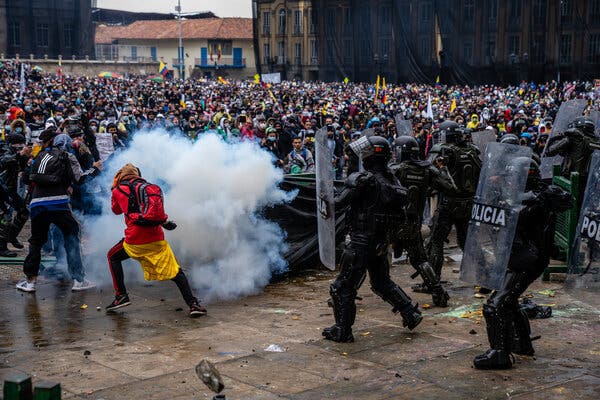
[450,98,457,113]
[382,77,388,105]
[254,74,261,84]
[343,76,349,84]
[180,93,186,108]
[57,58,63,81]
[374,75,381,104]
[426,94,434,119]
[159,61,168,77]
[217,76,229,84]
[19,63,26,98]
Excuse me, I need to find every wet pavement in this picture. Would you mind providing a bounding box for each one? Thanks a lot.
[0,253,599,399]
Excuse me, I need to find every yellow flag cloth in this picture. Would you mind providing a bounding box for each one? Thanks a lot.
[123,240,180,281]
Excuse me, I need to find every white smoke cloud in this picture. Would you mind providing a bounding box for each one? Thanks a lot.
[82,130,294,301]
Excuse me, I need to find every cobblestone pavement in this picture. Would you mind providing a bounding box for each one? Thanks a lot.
[0,247,598,400]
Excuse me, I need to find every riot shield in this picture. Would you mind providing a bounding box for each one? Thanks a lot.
[540,99,588,179]
[471,130,496,158]
[315,127,336,270]
[354,130,374,171]
[460,142,533,290]
[395,115,413,137]
[565,151,600,303]
[589,110,600,137]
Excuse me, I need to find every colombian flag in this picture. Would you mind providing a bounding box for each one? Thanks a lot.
[218,76,229,84]
[159,61,168,77]
[382,77,388,105]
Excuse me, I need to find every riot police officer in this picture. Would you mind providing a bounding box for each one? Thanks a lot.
[391,136,455,307]
[427,121,482,280]
[322,136,422,343]
[474,161,572,369]
[0,133,31,256]
[545,116,599,208]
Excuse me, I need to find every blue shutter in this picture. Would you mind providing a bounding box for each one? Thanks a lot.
[200,47,208,66]
[150,47,157,61]
[233,48,242,66]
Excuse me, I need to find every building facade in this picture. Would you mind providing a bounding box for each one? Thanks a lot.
[253,0,320,81]
[1,0,94,59]
[95,18,256,80]
[255,0,600,84]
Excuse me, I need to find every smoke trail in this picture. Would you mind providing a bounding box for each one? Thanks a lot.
[83,129,294,301]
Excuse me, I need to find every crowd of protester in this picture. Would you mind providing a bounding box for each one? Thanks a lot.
[0,60,599,271]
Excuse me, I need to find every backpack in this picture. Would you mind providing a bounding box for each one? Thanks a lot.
[118,179,168,226]
[30,148,69,186]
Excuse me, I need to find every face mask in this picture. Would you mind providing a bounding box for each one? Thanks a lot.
[259,123,266,130]
[15,127,23,133]
[90,126,98,133]
[122,116,129,122]
[267,137,276,142]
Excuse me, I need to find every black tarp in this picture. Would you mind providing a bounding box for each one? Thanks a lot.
[265,175,348,271]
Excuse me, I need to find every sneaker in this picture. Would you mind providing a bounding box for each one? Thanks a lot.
[16,280,36,292]
[106,294,131,312]
[189,302,207,318]
[72,279,96,291]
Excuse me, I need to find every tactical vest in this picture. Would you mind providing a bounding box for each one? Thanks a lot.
[443,143,481,196]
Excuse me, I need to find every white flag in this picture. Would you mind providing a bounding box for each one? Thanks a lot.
[19,63,26,98]
[426,94,434,119]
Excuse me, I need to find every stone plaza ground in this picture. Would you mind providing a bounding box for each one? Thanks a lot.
[0,246,598,400]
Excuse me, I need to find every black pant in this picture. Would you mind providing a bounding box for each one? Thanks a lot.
[427,206,470,277]
[330,241,414,331]
[24,210,84,281]
[0,189,29,249]
[107,239,198,306]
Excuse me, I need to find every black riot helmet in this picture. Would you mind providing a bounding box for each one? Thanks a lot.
[436,120,461,144]
[349,135,391,171]
[394,136,420,162]
[567,116,596,137]
[500,133,519,145]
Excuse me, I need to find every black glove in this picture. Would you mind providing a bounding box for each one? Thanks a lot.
[162,220,177,231]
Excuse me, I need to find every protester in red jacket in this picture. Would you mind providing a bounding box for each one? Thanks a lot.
[105,163,207,318]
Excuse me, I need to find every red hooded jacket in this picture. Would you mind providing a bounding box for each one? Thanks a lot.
[111,181,165,245]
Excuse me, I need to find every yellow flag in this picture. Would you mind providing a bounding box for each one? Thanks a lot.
[436,75,440,84]
[374,75,381,103]
[450,98,457,113]
[343,77,349,84]
[218,76,229,84]
[254,74,260,84]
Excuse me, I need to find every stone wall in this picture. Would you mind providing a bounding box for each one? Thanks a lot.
[1,57,159,77]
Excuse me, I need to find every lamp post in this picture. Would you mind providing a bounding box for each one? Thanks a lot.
[176,0,183,79]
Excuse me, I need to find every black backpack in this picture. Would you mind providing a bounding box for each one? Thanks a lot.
[30,148,69,186]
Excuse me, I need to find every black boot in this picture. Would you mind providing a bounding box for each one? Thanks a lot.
[511,309,535,356]
[474,305,513,370]
[415,262,450,307]
[323,284,356,343]
[432,286,450,307]
[398,303,423,330]
[0,242,17,257]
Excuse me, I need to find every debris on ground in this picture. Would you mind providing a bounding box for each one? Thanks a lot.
[537,289,556,297]
[520,298,552,319]
[196,359,225,394]
[264,344,285,352]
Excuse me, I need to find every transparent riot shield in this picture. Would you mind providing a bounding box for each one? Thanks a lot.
[565,151,600,303]
[355,130,375,171]
[589,110,600,137]
[395,115,413,137]
[471,130,496,159]
[315,127,336,270]
[540,99,588,179]
[460,143,533,290]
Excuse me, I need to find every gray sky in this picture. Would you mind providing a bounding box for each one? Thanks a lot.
[97,0,252,18]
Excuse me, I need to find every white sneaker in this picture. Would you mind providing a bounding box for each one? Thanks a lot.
[72,279,96,291]
[16,280,36,292]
